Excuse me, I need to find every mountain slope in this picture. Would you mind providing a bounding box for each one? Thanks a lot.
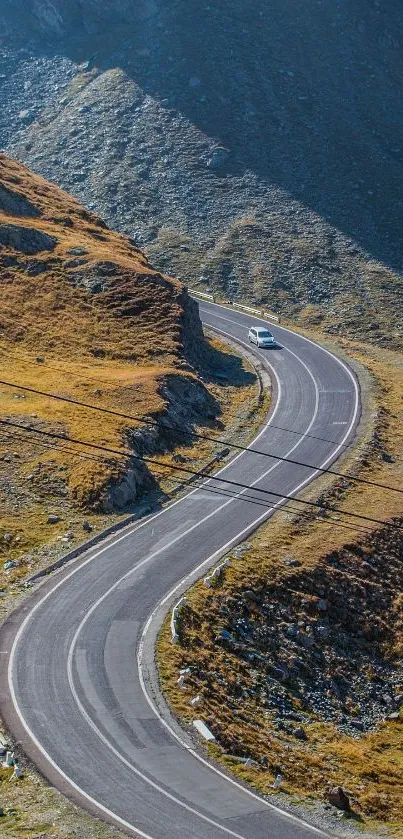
[0,153,224,568]
[1,1,402,346]
[0,150,264,623]
[0,153,202,363]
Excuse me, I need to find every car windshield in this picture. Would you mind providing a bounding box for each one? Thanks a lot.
[257,330,273,338]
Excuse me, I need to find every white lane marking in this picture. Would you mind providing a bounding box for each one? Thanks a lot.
[7,313,359,839]
[205,312,356,444]
[137,344,359,838]
[204,311,264,330]
[7,684,153,838]
[63,338,320,836]
[65,335,327,832]
[200,302,360,432]
[6,335,284,839]
[67,660,248,838]
[208,337,358,480]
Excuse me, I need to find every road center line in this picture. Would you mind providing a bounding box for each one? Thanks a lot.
[7,312,359,839]
[65,333,327,835]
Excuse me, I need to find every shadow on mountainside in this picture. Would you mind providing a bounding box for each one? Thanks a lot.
[2,0,403,273]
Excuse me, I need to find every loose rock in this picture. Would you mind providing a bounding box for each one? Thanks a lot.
[327,786,350,811]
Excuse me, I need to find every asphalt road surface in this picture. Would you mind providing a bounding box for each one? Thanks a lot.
[0,302,360,839]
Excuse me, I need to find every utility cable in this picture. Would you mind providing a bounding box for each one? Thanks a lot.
[0,378,401,496]
[1,428,375,537]
[0,348,347,448]
[1,418,401,532]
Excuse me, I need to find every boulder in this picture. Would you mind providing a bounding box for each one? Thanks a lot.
[294,726,308,740]
[4,560,19,570]
[0,223,57,254]
[327,786,350,811]
[284,556,301,567]
[67,246,88,256]
[0,185,39,217]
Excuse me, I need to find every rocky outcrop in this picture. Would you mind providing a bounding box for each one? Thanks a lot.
[0,153,222,515]
[327,787,351,812]
[179,521,403,739]
[0,184,40,217]
[1,0,149,38]
[101,459,155,513]
[0,222,57,253]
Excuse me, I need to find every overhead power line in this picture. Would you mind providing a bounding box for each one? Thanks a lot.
[0,428,376,537]
[0,378,401,497]
[0,428,115,466]
[0,348,346,447]
[1,418,401,532]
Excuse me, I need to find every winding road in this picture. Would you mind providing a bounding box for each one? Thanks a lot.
[0,301,360,839]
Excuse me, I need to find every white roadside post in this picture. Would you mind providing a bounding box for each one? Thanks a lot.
[203,559,230,587]
[170,597,187,643]
[193,720,216,741]
[189,695,203,708]
[2,750,14,768]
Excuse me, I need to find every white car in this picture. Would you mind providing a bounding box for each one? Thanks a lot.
[248,327,276,348]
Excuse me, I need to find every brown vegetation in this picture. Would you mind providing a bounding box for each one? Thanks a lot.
[158,337,403,837]
[0,154,194,528]
[0,154,262,595]
[0,156,267,837]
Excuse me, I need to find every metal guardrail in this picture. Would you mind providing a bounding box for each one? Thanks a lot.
[189,288,280,323]
[188,288,215,301]
[232,302,262,316]
[232,302,280,322]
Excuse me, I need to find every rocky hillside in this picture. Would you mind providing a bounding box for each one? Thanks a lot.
[0,153,263,634]
[0,152,222,530]
[0,153,204,366]
[158,328,403,835]
[1,1,402,346]
[161,519,403,828]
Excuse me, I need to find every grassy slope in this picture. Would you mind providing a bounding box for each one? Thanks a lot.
[0,154,182,576]
[0,154,263,597]
[0,157,267,838]
[157,336,403,837]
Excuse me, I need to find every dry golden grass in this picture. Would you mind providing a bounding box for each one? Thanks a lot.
[0,157,268,839]
[0,743,127,839]
[0,335,262,591]
[0,155,264,596]
[157,336,403,837]
[0,152,186,363]
[0,155,185,570]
